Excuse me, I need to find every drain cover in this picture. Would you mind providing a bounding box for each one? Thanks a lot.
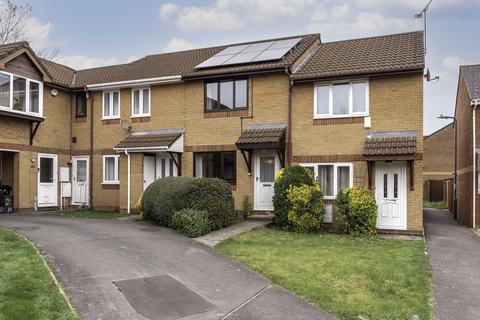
[114,275,215,320]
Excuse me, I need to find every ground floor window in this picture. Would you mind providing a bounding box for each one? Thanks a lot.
[300,163,352,199]
[103,155,120,184]
[194,152,236,183]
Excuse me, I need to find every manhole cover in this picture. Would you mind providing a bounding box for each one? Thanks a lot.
[114,275,215,320]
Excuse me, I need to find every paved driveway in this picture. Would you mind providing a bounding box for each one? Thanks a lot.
[0,215,333,320]
[424,208,480,320]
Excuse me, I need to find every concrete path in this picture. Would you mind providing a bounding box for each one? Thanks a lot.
[195,218,272,247]
[0,214,333,320]
[424,208,480,320]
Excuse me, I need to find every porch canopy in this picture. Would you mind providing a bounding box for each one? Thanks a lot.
[363,131,417,190]
[113,128,184,172]
[236,123,287,174]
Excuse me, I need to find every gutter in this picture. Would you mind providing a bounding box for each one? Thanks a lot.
[113,146,169,153]
[86,76,182,90]
[472,98,480,229]
[124,150,131,214]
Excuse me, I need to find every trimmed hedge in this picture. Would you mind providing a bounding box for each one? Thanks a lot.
[188,178,235,231]
[170,208,210,237]
[336,187,378,236]
[141,176,196,226]
[273,166,315,228]
[141,177,235,231]
[287,184,325,233]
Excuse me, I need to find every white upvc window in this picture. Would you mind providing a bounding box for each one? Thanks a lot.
[131,87,150,117]
[314,79,369,119]
[103,155,120,184]
[102,90,120,119]
[0,70,43,117]
[300,163,353,199]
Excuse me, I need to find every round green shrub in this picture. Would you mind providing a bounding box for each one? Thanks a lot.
[187,178,235,230]
[336,187,378,236]
[273,166,315,227]
[141,176,196,226]
[286,184,324,233]
[170,208,210,237]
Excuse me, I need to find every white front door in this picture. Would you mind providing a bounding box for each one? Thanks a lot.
[72,156,89,205]
[254,151,280,211]
[143,155,156,190]
[375,162,407,230]
[38,153,58,207]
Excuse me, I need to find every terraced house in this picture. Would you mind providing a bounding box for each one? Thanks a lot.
[0,30,425,234]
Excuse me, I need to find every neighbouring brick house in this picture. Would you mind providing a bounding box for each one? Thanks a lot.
[455,64,480,228]
[423,123,455,202]
[0,31,425,234]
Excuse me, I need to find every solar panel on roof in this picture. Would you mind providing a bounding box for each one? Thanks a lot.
[195,37,303,69]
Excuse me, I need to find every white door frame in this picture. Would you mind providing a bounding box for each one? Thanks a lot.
[37,153,58,207]
[254,150,280,211]
[375,161,407,230]
[72,156,89,206]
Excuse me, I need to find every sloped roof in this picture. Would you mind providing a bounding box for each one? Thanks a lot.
[236,124,287,148]
[293,31,424,81]
[39,58,76,87]
[363,131,417,159]
[0,41,28,60]
[114,129,183,150]
[460,64,480,100]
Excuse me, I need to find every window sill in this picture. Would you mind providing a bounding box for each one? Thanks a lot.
[102,182,119,185]
[130,114,151,118]
[313,114,368,120]
[203,109,248,119]
[0,108,44,121]
[313,116,365,126]
[101,117,121,121]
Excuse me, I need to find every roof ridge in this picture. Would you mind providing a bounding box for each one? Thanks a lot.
[321,30,423,45]
[460,64,480,69]
[141,33,320,59]
[76,62,132,72]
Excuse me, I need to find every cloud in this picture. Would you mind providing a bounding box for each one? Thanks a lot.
[55,55,120,70]
[442,56,473,70]
[164,38,197,52]
[175,5,242,32]
[159,3,178,20]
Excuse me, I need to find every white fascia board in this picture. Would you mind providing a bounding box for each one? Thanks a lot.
[87,76,183,91]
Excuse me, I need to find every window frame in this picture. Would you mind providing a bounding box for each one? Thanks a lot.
[204,78,248,113]
[0,70,43,117]
[102,155,120,184]
[313,79,369,119]
[102,90,120,119]
[193,151,237,184]
[131,87,151,118]
[300,162,353,199]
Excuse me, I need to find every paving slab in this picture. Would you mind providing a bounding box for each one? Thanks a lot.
[195,218,271,247]
[0,214,331,320]
[424,208,480,320]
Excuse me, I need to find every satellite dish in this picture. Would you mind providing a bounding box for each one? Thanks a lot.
[424,68,439,82]
[120,119,132,132]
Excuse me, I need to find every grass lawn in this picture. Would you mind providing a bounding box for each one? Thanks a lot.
[0,228,78,320]
[217,227,432,320]
[423,201,448,209]
[45,209,131,219]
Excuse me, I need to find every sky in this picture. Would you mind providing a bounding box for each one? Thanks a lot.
[22,0,480,134]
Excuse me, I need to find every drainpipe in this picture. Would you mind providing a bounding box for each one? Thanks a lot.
[472,99,480,229]
[286,67,293,167]
[124,150,131,214]
[88,89,94,208]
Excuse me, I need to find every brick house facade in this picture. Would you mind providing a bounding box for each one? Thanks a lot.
[455,64,480,228]
[0,31,425,234]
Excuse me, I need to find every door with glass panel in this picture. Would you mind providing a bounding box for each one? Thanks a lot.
[375,162,407,230]
[37,154,58,207]
[72,156,89,205]
[254,151,280,210]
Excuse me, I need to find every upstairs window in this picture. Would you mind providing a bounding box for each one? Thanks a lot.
[132,88,150,117]
[76,93,87,117]
[205,79,247,111]
[194,152,236,183]
[0,71,42,116]
[314,80,368,118]
[103,91,120,119]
